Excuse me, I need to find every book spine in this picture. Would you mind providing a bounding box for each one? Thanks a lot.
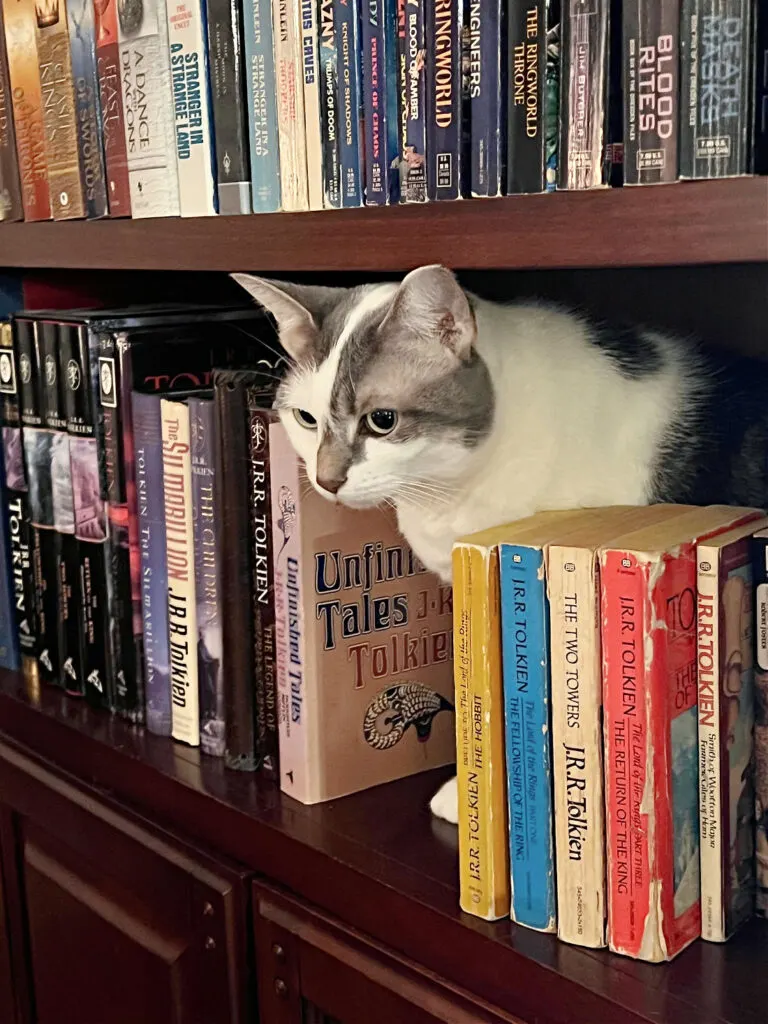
[558,0,611,189]
[273,0,309,210]
[132,390,171,736]
[215,374,257,770]
[507,0,548,193]
[334,0,362,205]
[547,544,606,947]
[500,544,556,932]
[754,1,768,174]
[398,0,427,201]
[0,10,23,221]
[248,400,278,774]
[66,0,109,219]
[469,0,504,197]
[243,0,282,211]
[0,460,19,670]
[0,324,38,687]
[426,0,461,200]
[317,0,341,205]
[207,0,252,213]
[680,0,751,178]
[162,398,199,746]
[300,0,324,208]
[36,8,87,219]
[93,0,131,215]
[270,420,313,800]
[622,0,681,184]
[119,0,181,219]
[190,397,224,757]
[453,541,510,921]
[361,0,390,203]
[753,535,768,917]
[2,0,52,220]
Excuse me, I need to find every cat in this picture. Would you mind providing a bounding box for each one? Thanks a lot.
[233,265,768,824]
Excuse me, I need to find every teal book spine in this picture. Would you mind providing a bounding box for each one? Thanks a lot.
[242,0,282,211]
[500,542,557,932]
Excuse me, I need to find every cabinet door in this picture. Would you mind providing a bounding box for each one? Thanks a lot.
[0,738,251,1024]
[253,882,522,1024]
[0,826,18,1024]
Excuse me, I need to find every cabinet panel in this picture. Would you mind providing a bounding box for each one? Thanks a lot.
[0,831,17,1024]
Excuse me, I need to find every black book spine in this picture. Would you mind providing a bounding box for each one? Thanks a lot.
[507,0,548,193]
[680,0,752,178]
[0,324,39,693]
[40,321,83,696]
[60,324,113,709]
[247,397,279,775]
[426,0,462,199]
[753,0,768,174]
[207,0,252,214]
[469,0,505,197]
[318,0,342,206]
[623,0,681,184]
[16,318,60,688]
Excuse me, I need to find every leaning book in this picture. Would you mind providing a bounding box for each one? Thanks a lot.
[269,421,455,804]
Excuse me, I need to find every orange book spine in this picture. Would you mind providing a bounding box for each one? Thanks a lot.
[1,0,51,219]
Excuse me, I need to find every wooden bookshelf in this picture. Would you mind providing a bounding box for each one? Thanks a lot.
[0,179,765,272]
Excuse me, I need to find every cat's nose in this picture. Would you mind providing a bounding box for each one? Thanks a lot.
[317,474,346,495]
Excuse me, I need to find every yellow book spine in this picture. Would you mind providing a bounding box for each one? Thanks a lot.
[454,542,510,920]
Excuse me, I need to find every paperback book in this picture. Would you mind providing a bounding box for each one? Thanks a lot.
[300,0,324,209]
[66,0,109,219]
[93,0,131,215]
[398,0,428,202]
[335,0,363,205]
[318,0,341,206]
[751,530,768,917]
[242,0,281,211]
[0,11,22,221]
[468,0,504,197]
[207,0,252,213]
[273,0,309,210]
[361,0,400,203]
[426,0,462,200]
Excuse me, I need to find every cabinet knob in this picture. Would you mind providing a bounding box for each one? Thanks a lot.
[274,978,288,999]
[272,943,286,961]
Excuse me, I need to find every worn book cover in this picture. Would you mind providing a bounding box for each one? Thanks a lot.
[242,0,281,211]
[2,0,51,220]
[361,0,400,203]
[697,519,767,941]
[299,0,323,209]
[397,0,428,202]
[93,0,131,215]
[318,0,341,206]
[601,505,762,962]
[206,0,251,213]
[270,421,454,805]
[753,531,768,917]
[468,0,504,197]
[272,0,309,210]
[66,0,109,218]
[426,0,462,200]
[0,8,22,221]
[334,0,363,205]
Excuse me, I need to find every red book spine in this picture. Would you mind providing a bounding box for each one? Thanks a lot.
[93,0,131,216]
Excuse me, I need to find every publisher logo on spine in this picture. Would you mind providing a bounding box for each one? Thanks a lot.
[44,354,56,387]
[0,352,17,394]
[99,357,117,408]
[19,353,31,385]
[66,359,81,392]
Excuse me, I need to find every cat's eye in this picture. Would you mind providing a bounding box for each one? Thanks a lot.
[365,410,398,435]
[294,409,317,429]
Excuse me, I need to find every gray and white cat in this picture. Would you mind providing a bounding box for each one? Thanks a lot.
[233,266,768,823]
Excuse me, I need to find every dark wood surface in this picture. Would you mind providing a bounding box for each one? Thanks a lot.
[0,672,765,1024]
[0,180,765,272]
[0,818,17,1024]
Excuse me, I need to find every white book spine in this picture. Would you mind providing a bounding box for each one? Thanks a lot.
[272,0,309,210]
[166,0,218,215]
[162,399,200,746]
[697,544,724,942]
[118,0,181,217]
[547,544,606,947]
[299,0,323,210]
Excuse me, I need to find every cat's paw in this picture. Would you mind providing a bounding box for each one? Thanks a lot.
[430,776,458,824]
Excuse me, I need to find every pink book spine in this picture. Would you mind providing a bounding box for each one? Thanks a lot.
[269,421,311,801]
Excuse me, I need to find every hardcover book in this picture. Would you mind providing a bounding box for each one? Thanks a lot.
[361,0,400,203]
[334,0,363,205]
[2,0,52,220]
[272,0,309,210]
[36,0,87,219]
[317,0,341,206]
[299,0,323,209]
[0,456,20,670]
[397,0,428,202]
[66,0,109,218]
[93,0,131,215]
[426,0,462,200]
[753,531,768,916]
[468,0,504,197]
[119,0,181,219]
[242,0,281,211]
[207,0,252,213]
[270,420,455,804]
[622,0,680,184]
[601,505,762,962]
[697,519,767,941]
[0,9,22,221]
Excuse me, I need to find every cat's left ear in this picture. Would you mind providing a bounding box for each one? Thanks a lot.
[383,265,476,361]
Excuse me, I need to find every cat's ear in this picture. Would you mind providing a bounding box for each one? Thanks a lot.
[384,265,475,361]
[231,274,341,362]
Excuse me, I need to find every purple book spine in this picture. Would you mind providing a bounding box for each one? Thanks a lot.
[132,391,171,736]
[190,396,224,757]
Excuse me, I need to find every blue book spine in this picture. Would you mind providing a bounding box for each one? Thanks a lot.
[318,0,342,205]
[243,0,282,210]
[426,0,462,199]
[469,0,504,196]
[132,391,171,737]
[66,0,109,219]
[361,0,400,202]
[500,543,557,932]
[0,465,20,671]
[335,0,364,205]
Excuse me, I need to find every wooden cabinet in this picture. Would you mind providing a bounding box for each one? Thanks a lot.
[0,826,18,1024]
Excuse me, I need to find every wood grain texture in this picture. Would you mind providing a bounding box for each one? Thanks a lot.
[0,180,765,271]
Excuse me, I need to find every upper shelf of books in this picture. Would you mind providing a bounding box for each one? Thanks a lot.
[0,179,766,273]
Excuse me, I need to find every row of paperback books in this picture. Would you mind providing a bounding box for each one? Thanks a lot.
[0,305,458,799]
[1,0,767,224]
[454,503,768,962]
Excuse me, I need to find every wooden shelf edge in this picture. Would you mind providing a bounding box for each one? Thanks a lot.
[0,179,765,272]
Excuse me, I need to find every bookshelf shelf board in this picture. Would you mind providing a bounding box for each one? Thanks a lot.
[0,670,766,1024]
[0,179,765,272]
